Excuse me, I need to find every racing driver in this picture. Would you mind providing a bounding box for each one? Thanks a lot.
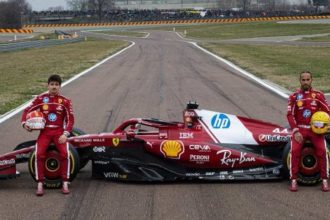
[21,74,74,196]
[287,70,330,192]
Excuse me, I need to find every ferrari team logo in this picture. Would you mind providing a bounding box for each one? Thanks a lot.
[112,137,120,147]
[42,104,48,110]
[160,140,184,159]
[58,98,63,104]
[311,93,316,99]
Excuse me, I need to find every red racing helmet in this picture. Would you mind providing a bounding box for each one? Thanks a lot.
[26,111,46,130]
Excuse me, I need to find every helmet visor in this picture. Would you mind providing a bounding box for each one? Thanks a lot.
[312,121,327,128]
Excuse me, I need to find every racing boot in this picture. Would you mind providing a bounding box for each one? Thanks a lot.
[289,179,298,192]
[61,181,70,194]
[321,179,329,192]
[36,182,44,196]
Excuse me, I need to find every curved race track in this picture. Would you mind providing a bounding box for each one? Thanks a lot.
[0,31,329,220]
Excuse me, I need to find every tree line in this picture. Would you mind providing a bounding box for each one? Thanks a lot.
[0,0,329,28]
[0,0,31,28]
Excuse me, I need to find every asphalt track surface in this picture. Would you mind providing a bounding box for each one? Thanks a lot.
[1,30,330,220]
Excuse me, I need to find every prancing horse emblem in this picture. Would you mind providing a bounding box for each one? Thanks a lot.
[112,137,120,147]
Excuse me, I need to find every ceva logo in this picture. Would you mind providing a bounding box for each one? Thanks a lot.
[211,113,231,129]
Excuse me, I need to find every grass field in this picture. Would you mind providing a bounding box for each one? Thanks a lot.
[157,22,330,40]
[0,38,128,114]
[201,43,330,92]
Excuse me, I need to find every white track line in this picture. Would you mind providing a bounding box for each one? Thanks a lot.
[176,31,330,97]
[0,41,135,124]
[190,42,289,99]
[175,31,289,99]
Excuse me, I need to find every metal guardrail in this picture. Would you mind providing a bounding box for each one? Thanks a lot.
[0,37,84,52]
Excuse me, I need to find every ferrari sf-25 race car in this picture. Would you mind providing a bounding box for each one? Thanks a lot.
[0,102,329,188]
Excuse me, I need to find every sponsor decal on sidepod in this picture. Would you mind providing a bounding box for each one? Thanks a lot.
[160,140,184,159]
[189,144,211,152]
[0,159,15,166]
[258,134,290,142]
[93,146,105,153]
[216,150,255,168]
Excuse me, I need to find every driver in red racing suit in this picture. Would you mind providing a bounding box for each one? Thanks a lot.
[287,71,330,192]
[21,74,74,196]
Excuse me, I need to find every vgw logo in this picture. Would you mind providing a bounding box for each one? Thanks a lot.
[211,114,230,129]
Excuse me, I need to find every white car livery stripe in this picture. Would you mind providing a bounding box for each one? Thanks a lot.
[195,109,258,145]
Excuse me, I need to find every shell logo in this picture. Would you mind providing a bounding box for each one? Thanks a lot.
[160,140,184,159]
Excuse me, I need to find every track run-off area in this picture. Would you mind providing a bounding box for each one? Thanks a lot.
[1,24,330,219]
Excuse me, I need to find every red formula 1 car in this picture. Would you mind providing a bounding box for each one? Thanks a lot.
[0,102,329,188]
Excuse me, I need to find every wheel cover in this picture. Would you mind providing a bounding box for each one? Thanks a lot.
[44,151,61,179]
[43,150,76,180]
[299,147,319,176]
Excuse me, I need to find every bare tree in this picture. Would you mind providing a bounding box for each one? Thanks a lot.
[88,0,114,22]
[0,0,31,28]
[48,6,65,11]
[313,0,329,6]
[14,0,31,14]
[217,0,236,10]
[239,0,251,11]
[67,0,89,11]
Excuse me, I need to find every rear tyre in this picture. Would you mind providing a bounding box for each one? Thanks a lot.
[283,142,330,185]
[28,144,80,188]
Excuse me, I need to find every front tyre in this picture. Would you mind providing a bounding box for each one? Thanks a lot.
[28,145,80,188]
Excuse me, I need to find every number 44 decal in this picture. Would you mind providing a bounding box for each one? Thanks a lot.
[272,128,289,134]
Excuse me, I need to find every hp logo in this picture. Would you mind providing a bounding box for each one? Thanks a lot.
[211,114,230,129]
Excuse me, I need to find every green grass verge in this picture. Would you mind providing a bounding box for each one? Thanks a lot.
[201,43,330,92]
[0,38,129,115]
[300,34,330,42]
[154,22,330,40]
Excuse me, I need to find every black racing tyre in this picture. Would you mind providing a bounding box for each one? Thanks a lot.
[70,127,91,169]
[28,144,80,188]
[283,141,330,185]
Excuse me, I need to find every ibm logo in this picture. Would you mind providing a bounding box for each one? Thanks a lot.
[211,114,230,129]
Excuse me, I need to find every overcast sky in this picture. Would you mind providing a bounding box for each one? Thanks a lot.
[27,0,68,11]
